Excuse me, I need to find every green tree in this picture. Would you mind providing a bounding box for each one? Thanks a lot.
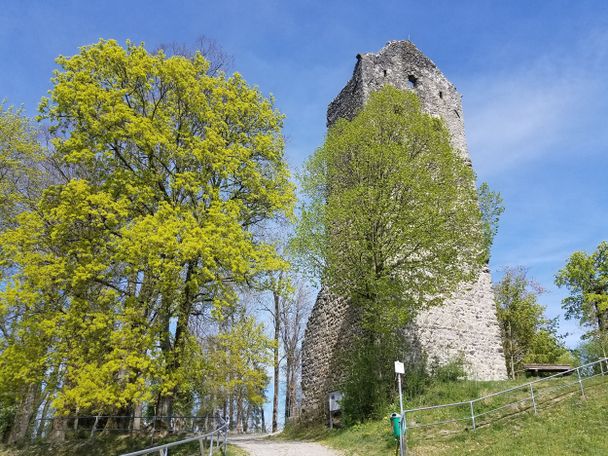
[0,105,46,443]
[525,328,575,366]
[495,267,571,378]
[555,241,608,355]
[0,39,294,439]
[0,104,42,230]
[258,268,290,433]
[202,306,273,432]
[295,86,484,420]
[477,182,505,262]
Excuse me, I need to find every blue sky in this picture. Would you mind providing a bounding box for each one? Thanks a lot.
[2,0,608,349]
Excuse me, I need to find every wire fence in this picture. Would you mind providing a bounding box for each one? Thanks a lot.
[402,357,608,438]
[32,414,224,441]
[119,415,229,456]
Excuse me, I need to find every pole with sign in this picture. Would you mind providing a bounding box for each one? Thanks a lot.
[328,391,342,430]
[394,361,406,456]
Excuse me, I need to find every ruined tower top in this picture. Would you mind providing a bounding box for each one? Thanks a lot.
[327,40,469,159]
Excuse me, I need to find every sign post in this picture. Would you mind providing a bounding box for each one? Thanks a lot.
[394,361,406,456]
[328,391,342,430]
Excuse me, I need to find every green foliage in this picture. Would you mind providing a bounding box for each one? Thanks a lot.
[524,328,577,366]
[204,309,274,412]
[401,358,431,400]
[339,332,407,424]
[555,241,608,337]
[477,182,504,262]
[575,333,608,365]
[0,404,15,442]
[430,356,468,384]
[0,38,294,437]
[399,356,468,402]
[295,86,483,422]
[297,87,483,333]
[495,267,571,378]
[0,104,42,230]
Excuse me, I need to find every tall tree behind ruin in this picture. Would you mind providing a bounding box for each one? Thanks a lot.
[556,241,608,356]
[295,86,484,420]
[258,269,290,433]
[279,278,311,421]
[495,267,572,378]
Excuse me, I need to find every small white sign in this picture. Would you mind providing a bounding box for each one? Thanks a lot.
[394,361,405,374]
[328,391,343,412]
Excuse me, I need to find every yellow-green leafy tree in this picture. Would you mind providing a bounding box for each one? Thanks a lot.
[202,308,273,431]
[0,105,47,443]
[0,39,294,440]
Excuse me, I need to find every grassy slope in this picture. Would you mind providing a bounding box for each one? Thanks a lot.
[284,377,608,456]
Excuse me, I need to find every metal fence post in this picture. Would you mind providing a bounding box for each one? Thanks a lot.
[199,437,205,456]
[529,383,537,414]
[576,367,586,399]
[208,433,214,456]
[600,359,605,376]
[402,412,408,456]
[469,401,476,431]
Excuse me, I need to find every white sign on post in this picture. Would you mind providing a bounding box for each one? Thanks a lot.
[394,361,405,374]
[328,391,342,412]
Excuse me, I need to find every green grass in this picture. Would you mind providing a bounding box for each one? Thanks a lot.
[284,376,608,456]
[0,433,245,456]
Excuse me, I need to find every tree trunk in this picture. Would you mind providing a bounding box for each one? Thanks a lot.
[49,415,65,442]
[235,391,243,433]
[508,321,515,379]
[7,383,38,444]
[260,406,266,433]
[36,397,51,439]
[156,395,174,432]
[132,402,143,433]
[156,263,194,432]
[89,415,100,439]
[284,361,292,422]
[243,402,250,433]
[288,354,298,419]
[272,290,280,433]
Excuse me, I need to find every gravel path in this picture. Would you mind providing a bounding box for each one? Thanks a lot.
[231,435,341,456]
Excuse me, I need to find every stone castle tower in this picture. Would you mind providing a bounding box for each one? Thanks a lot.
[301,41,507,416]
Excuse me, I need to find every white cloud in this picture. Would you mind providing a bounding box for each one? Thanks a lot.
[462,31,608,176]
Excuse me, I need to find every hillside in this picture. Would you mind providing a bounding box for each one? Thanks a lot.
[285,377,608,456]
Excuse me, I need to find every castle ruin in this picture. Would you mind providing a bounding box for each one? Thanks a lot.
[301,41,508,417]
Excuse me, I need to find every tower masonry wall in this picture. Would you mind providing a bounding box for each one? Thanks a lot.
[301,41,507,418]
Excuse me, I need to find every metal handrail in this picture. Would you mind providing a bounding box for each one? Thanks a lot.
[119,418,228,456]
[402,357,608,434]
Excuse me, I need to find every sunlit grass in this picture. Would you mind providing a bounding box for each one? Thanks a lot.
[284,374,608,456]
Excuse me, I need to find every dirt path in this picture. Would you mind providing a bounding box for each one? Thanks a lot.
[231,435,341,456]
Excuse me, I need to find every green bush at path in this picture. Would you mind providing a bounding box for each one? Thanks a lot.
[0,434,246,456]
[282,378,608,456]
